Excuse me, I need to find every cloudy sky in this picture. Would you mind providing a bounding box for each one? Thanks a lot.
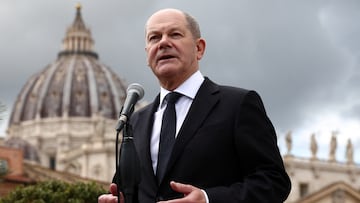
[1,0,359,163]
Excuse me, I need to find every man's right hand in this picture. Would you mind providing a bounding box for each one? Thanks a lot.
[98,183,123,203]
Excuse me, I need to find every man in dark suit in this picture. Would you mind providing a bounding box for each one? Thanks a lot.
[99,8,291,203]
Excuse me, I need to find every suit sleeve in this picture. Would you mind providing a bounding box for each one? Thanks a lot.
[205,90,291,203]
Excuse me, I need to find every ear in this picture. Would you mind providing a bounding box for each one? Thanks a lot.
[196,38,206,60]
[144,46,150,67]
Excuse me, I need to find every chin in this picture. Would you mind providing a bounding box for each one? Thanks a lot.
[156,64,178,73]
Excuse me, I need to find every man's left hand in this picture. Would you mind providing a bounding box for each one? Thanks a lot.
[157,181,206,203]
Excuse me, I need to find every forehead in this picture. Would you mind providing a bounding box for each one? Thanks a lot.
[146,10,187,33]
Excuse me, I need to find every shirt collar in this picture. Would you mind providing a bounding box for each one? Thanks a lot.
[160,70,204,106]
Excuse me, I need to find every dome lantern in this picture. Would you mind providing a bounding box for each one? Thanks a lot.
[58,3,98,59]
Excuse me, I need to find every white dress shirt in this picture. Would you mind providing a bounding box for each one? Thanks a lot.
[150,70,209,203]
[150,70,204,172]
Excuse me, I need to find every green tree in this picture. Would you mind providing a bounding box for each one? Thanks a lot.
[0,180,107,203]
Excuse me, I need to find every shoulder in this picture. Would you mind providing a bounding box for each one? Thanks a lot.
[202,78,269,114]
[204,77,261,101]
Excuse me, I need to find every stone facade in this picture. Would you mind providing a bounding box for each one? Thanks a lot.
[284,132,360,203]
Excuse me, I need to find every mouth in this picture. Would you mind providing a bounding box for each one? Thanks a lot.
[157,54,176,62]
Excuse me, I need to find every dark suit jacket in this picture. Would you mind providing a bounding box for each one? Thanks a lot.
[115,77,291,203]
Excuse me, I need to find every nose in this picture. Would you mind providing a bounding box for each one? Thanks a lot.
[158,35,171,49]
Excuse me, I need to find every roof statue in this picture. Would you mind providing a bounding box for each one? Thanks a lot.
[345,138,354,165]
[310,133,318,160]
[329,131,338,162]
[285,131,292,156]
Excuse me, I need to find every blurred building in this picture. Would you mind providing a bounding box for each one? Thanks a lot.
[0,146,31,196]
[3,4,145,183]
[0,145,108,197]
[283,132,360,203]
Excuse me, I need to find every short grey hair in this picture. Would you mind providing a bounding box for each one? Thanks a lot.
[145,9,202,40]
[183,11,201,39]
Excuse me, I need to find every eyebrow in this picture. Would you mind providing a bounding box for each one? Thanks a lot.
[147,27,183,36]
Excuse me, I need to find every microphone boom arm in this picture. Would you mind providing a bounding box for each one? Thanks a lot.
[114,83,144,203]
[116,123,141,203]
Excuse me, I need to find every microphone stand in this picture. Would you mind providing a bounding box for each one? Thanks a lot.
[115,122,141,203]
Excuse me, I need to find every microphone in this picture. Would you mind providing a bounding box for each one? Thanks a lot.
[116,83,144,132]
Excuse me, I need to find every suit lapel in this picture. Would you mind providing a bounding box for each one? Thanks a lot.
[137,79,220,186]
[133,95,160,187]
[166,78,220,177]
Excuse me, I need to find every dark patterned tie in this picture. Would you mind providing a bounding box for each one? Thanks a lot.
[157,92,182,183]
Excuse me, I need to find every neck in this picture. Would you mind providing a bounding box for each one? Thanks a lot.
[160,70,198,91]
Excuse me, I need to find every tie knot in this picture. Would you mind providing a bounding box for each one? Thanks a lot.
[165,92,182,104]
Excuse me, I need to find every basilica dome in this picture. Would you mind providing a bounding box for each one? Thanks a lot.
[5,5,136,182]
[9,5,127,125]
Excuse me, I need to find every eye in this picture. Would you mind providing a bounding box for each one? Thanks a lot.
[148,34,160,42]
[170,32,182,38]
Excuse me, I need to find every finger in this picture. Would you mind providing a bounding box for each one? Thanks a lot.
[98,194,118,203]
[169,181,194,195]
[109,183,118,196]
[157,182,192,203]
